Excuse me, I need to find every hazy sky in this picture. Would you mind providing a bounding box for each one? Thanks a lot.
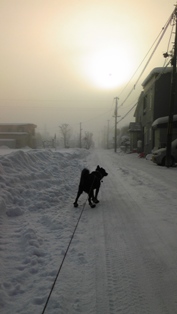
[0,0,176,140]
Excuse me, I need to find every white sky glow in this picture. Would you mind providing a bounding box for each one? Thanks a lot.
[82,47,135,89]
[0,0,176,136]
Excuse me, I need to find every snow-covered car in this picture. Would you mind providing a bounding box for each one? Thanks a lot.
[152,139,177,166]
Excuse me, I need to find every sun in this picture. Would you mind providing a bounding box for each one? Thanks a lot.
[82,48,134,89]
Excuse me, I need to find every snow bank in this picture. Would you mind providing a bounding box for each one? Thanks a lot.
[0,148,90,314]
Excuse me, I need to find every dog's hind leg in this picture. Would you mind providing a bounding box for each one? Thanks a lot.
[73,188,83,207]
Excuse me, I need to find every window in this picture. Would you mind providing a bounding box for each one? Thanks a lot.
[143,95,147,115]
[149,90,153,111]
[144,126,147,144]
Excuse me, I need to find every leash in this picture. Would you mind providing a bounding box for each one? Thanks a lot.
[41,173,98,314]
[41,199,87,314]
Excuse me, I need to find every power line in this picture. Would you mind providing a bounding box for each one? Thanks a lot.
[118,103,137,124]
[1,9,176,137]
[118,9,174,108]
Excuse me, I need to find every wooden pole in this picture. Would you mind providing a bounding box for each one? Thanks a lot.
[114,97,118,152]
[166,6,177,167]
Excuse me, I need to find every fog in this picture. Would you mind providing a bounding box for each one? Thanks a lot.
[0,0,175,144]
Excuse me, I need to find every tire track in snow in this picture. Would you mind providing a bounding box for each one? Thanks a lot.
[86,149,177,314]
[99,184,160,313]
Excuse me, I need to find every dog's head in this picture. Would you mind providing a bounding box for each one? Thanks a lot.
[96,165,108,178]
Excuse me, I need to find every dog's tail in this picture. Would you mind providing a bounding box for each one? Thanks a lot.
[79,168,90,187]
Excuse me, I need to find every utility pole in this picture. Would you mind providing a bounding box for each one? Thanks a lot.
[79,122,82,148]
[114,97,119,152]
[107,120,109,149]
[166,6,177,167]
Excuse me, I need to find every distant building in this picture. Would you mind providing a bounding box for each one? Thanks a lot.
[0,123,37,148]
[128,122,142,152]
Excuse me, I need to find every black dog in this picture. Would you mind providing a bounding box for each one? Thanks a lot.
[74,165,108,208]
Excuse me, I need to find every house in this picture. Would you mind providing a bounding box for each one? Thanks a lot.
[130,67,177,154]
[152,114,177,150]
[0,123,37,148]
[128,122,142,152]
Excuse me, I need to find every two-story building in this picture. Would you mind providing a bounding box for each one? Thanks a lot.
[129,67,177,154]
[0,123,37,148]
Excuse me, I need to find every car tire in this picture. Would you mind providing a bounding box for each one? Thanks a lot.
[161,156,174,167]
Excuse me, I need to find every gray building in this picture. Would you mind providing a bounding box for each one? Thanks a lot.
[130,67,177,154]
[0,123,37,148]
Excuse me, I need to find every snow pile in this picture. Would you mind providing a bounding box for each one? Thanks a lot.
[0,148,90,314]
[1,147,177,314]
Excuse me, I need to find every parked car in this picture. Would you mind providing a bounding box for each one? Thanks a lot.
[152,139,177,166]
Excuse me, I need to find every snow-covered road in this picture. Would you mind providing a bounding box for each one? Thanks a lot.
[1,148,177,314]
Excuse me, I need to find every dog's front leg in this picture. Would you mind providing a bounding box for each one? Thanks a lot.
[73,188,82,207]
[88,190,96,208]
[93,187,100,203]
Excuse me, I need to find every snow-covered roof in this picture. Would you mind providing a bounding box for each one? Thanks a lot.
[0,139,15,141]
[0,123,37,127]
[142,67,172,87]
[0,132,28,135]
[152,114,177,128]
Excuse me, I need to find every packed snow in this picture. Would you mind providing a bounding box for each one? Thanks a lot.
[1,147,177,314]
